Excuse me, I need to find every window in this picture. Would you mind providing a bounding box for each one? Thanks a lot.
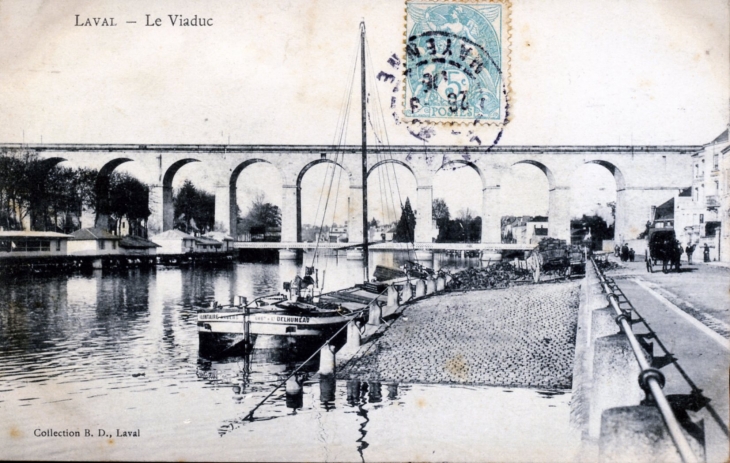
[10,240,50,252]
[99,240,105,250]
[713,153,719,170]
[56,240,61,251]
[0,240,10,252]
[700,214,704,224]
[112,240,117,250]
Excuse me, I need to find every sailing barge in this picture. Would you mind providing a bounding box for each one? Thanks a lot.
[197,23,425,357]
[196,279,396,356]
[198,23,386,356]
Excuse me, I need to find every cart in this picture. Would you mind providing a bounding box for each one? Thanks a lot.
[525,238,578,282]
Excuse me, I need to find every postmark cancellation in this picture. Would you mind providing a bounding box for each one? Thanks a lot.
[404,0,511,125]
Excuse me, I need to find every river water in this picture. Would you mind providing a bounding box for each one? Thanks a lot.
[0,252,580,461]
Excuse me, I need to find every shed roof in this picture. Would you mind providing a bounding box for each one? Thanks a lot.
[0,231,72,239]
[195,236,222,246]
[71,228,122,240]
[149,229,195,241]
[204,232,234,242]
[119,236,160,249]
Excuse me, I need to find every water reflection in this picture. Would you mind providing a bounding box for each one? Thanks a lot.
[0,252,481,399]
[2,252,569,462]
[285,374,305,411]
[319,374,336,409]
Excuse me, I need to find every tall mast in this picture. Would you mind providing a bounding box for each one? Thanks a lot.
[360,22,369,281]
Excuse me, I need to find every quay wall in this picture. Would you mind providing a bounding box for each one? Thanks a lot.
[570,262,705,461]
[337,281,581,388]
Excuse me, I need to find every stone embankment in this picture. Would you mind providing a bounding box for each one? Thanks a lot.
[338,281,580,389]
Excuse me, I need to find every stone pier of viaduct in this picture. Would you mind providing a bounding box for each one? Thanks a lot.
[1,143,699,245]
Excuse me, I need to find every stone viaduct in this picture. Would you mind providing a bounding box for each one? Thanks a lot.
[1,143,699,245]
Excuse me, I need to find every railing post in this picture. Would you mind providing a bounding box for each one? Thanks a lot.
[319,342,336,376]
[415,279,426,298]
[387,284,399,306]
[400,280,413,302]
[589,258,700,463]
[425,277,436,295]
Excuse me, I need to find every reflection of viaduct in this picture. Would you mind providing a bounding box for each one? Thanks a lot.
[5,144,698,245]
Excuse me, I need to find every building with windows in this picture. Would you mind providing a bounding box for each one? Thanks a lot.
[0,231,71,259]
[67,228,123,257]
[204,232,235,253]
[654,129,729,262]
[684,130,728,262]
[149,229,197,255]
[504,216,549,245]
[722,133,730,263]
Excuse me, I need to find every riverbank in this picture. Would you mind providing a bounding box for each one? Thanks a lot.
[338,281,581,389]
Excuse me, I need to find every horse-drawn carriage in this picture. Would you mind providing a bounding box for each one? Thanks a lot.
[526,238,585,282]
[645,228,683,273]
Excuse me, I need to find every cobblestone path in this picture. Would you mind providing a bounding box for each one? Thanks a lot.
[338,281,580,389]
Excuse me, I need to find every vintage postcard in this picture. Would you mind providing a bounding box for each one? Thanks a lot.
[0,0,728,462]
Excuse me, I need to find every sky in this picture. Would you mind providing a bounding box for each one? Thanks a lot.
[0,0,727,223]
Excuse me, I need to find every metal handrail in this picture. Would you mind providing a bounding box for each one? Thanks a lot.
[590,258,699,463]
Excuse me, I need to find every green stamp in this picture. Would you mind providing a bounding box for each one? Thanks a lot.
[404,1,509,124]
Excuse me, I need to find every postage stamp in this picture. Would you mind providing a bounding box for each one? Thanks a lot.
[403,0,511,125]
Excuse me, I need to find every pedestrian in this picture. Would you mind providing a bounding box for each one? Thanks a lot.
[614,243,620,258]
[629,248,635,262]
[672,241,682,272]
[703,243,710,262]
[621,243,629,262]
[685,244,694,264]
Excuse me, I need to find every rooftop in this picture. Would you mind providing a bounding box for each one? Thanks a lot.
[0,231,72,239]
[204,232,234,241]
[149,229,195,241]
[119,236,160,249]
[71,228,121,240]
[195,236,222,246]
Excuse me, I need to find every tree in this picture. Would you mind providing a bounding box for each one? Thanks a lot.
[174,180,215,234]
[571,214,614,250]
[369,217,379,228]
[394,197,416,242]
[0,149,38,230]
[435,207,481,243]
[237,193,281,240]
[106,172,150,235]
[43,165,82,232]
[432,198,450,238]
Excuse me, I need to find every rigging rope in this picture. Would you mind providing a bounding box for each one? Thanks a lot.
[310,36,360,269]
[365,36,417,260]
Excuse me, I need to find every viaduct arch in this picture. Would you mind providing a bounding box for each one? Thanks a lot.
[7,143,698,245]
